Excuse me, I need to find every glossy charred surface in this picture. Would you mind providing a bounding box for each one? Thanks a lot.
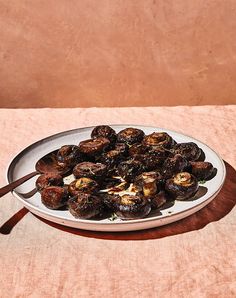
[162,154,189,178]
[143,132,176,148]
[135,147,167,171]
[57,145,82,167]
[104,194,151,219]
[151,191,169,210]
[128,143,148,157]
[165,172,199,200]
[134,171,162,197]
[98,143,128,169]
[68,193,103,219]
[91,125,117,143]
[36,173,63,191]
[190,161,216,180]
[68,178,99,196]
[99,149,122,167]
[41,186,69,209]
[73,162,107,180]
[172,142,202,161]
[114,142,129,155]
[78,137,110,156]
[117,127,145,145]
[117,159,144,182]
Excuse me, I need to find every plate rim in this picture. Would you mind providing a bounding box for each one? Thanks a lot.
[6,124,226,228]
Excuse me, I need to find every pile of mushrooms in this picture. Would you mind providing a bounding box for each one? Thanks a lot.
[36,126,216,220]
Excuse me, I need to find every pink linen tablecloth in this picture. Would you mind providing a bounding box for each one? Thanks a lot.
[0,106,235,298]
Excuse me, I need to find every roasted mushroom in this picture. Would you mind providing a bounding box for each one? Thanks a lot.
[68,178,99,196]
[128,143,148,157]
[117,127,145,145]
[98,151,124,176]
[134,171,162,197]
[142,132,176,149]
[73,162,107,180]
[165,172,199,200]
[36,173,63,191]
[41,186,69,209]
[78,137,110,156]
[105,194,151,219]
[35,126,217,220]
[117,159,144,182]
[151,191,169,210]
[91,125,117,144]
[134,147,167,171]
[190,161,216,180]
[114,142,129,155]
[171,142,202,161]
[162,154,189,178]
[57,145,82,167]
[68,193,103,219]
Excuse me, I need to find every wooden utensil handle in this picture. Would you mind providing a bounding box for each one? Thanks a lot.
[0,171,38,198]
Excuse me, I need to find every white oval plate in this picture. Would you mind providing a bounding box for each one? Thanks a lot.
[7,125,226,232]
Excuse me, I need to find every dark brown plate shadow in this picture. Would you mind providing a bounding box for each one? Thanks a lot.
[35,160,236,240]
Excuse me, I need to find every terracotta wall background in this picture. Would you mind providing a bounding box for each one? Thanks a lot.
[0,0,236,108]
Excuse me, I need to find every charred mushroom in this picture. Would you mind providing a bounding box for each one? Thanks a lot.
[134,171,162,197]
[73,162,107,180]
[105,194,151,219]
[36,173,63,191]
[128,143,148,157]
[190,161,216,180]
[68,178,99,196]
[151,191,169,210]
[117,127,145,145]
[41,186,69,209]
[171,142,202,161]
[162,154,189,178]
[142,132,176,149]
[114,142,129,155]
[165,172,199,200]
[57,145,82,167]
[135,147,167,171]
[117,159,144,182]
[68,193,103,219]
[78,137,110,156]
[91,125,117,144]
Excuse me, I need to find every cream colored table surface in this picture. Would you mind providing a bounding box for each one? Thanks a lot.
[0,106,235,298]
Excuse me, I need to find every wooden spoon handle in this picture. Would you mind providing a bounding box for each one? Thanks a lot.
[0,171,38,198]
